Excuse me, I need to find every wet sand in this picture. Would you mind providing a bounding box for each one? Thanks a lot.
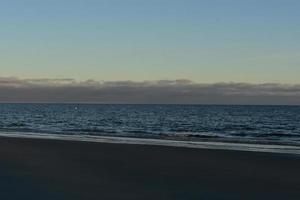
[0,136,300,200]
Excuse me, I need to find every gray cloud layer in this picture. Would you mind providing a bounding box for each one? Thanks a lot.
[1,77,300,105]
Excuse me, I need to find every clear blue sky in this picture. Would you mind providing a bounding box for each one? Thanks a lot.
[1,0,299,83]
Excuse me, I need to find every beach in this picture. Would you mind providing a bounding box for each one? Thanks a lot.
[0,136,300,200]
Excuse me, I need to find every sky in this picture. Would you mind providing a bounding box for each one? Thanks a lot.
[1,0,300,84]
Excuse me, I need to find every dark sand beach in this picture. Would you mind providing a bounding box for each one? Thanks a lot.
[0,136,300,200]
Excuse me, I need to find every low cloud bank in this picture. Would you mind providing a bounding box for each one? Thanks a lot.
[1,77,300,105]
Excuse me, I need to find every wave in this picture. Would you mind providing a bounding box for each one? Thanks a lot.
[0,131,300,155]
[256,133,300,138]
[159,132,223,139]
[62,128,118,134]
[5,122,27,127]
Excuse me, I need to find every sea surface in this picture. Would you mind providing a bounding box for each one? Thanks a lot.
[0,104,300,145]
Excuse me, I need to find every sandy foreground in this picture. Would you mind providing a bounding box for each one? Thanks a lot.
[0,136,300,200]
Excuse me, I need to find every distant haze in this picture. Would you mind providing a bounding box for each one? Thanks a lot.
[1,77,300,105]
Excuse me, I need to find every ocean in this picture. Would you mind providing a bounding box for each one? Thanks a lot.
[0,104,300,146]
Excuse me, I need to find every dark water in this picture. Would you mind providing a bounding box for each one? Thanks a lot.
[0,104,300,145]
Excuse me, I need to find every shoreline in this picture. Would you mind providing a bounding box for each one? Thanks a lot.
[0,136,299,199]
[1,131,300,155]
